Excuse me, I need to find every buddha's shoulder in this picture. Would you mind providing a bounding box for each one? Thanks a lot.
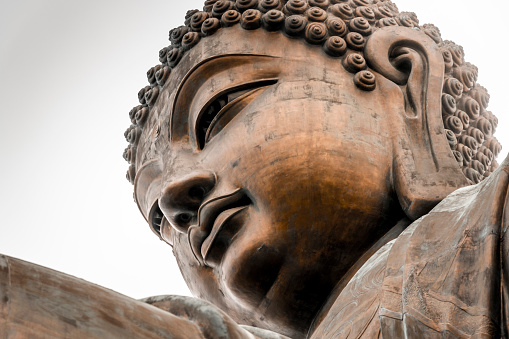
[311,155,509,338]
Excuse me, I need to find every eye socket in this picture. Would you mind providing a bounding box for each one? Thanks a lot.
[196,79,277,149]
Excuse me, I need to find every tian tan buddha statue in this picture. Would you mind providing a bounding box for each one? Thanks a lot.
[1,0,507,338]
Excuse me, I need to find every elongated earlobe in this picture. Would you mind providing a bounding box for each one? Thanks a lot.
[365,26,468,220]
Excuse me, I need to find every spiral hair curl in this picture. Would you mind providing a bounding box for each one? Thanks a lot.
[124,0,501,186]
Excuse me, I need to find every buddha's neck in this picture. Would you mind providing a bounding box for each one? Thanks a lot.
[306,216,412,338]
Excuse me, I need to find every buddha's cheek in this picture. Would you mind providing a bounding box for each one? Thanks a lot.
[219,227,286,310]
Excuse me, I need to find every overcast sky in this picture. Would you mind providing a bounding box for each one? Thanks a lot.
[1,0,508,300]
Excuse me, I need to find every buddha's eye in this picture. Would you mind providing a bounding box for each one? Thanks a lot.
[196,79,277,149]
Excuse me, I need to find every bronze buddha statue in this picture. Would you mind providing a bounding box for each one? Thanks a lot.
[1,0,506,338]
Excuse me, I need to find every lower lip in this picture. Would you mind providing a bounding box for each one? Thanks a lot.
[201,205,248,266]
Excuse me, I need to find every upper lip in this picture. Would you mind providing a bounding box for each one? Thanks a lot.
[188,188,250,266]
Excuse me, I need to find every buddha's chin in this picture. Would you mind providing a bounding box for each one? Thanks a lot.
[220,238,285,311]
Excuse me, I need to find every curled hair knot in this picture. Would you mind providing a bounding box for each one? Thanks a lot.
[147,65,161,85]
[475,151,491,169]
[129,105,142,124]
[453,110,469,130]
[441,49,454,73]
[283,0,308,15]
[305,22,327,44]
[138,86,151,105]
[463,167,482,184]
[159,46,170,63]
[355,6,376,24]
[377,17,398,27]
[457,143,473,163]
[323,36,347,56]
[445,129,458,150]
[258,0,281,13]
[202,17,221,35]
[458,135,479,152]
[155,66,171,86]
[166,48,183,67]
[396,12,418,27]
[453,66,476,91]
[460,97,481,120]
[349,0,369,8]
[169,26,189,45]
[190,11,210,31]
[212,0,235,17]
[452,150,463,165]
[343,53,367,73]
[485,137,502,157]
[185,9,200,26]
[144,87,160,107]
[466,127,485,145]
[262,9,285,30]
[349,17,371,36]
[329,4,354,21]
[441,93,457,116]
[327,17,348,37]
[475,117,493,138]
[422,24,442,44]
[372,5,394,19]
[471,160,485,176]
[221,10,241,26]
[241,9,262,29]
[443,77,463,99]
[135,107,149,126]
[307,7,328,22]
[284,15,308,36]
[182,32,201,50]
[354,70,376,91]
[309,0,330,10]
[204,0,219,12]
[345,32,365,50]
[470,85,490,110]
[235,0,259,12]
[444,115,463,135]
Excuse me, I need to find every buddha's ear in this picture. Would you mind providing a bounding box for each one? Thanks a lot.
[365,26,468,220]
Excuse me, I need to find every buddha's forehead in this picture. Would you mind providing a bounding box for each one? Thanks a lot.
[137,27,352,167]
[163,26,336,88]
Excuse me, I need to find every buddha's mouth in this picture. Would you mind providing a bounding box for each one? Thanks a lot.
[188,189,251,267]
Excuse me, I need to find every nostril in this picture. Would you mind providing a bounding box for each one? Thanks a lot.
[159,170,216,233]
[189,186,206,201]
[170,212,196,234]
[177,213,193,224]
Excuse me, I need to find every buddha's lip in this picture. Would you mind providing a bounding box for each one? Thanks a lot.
[188,189,250,266]
[201,205,248,265]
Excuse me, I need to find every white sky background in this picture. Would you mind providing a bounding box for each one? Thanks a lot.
[0,0,508,300]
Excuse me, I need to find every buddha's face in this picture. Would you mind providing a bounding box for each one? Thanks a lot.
[147,27,406,336]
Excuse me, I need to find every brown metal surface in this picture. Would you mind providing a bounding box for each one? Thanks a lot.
[2,0,507,338]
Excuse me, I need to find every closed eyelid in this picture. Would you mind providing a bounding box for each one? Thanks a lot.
[170,54,280,142]
[196,79,278,149]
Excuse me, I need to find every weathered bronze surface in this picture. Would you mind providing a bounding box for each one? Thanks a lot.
[1,0,506,338]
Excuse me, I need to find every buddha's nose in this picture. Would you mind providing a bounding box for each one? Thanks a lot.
[159,171,216,234]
